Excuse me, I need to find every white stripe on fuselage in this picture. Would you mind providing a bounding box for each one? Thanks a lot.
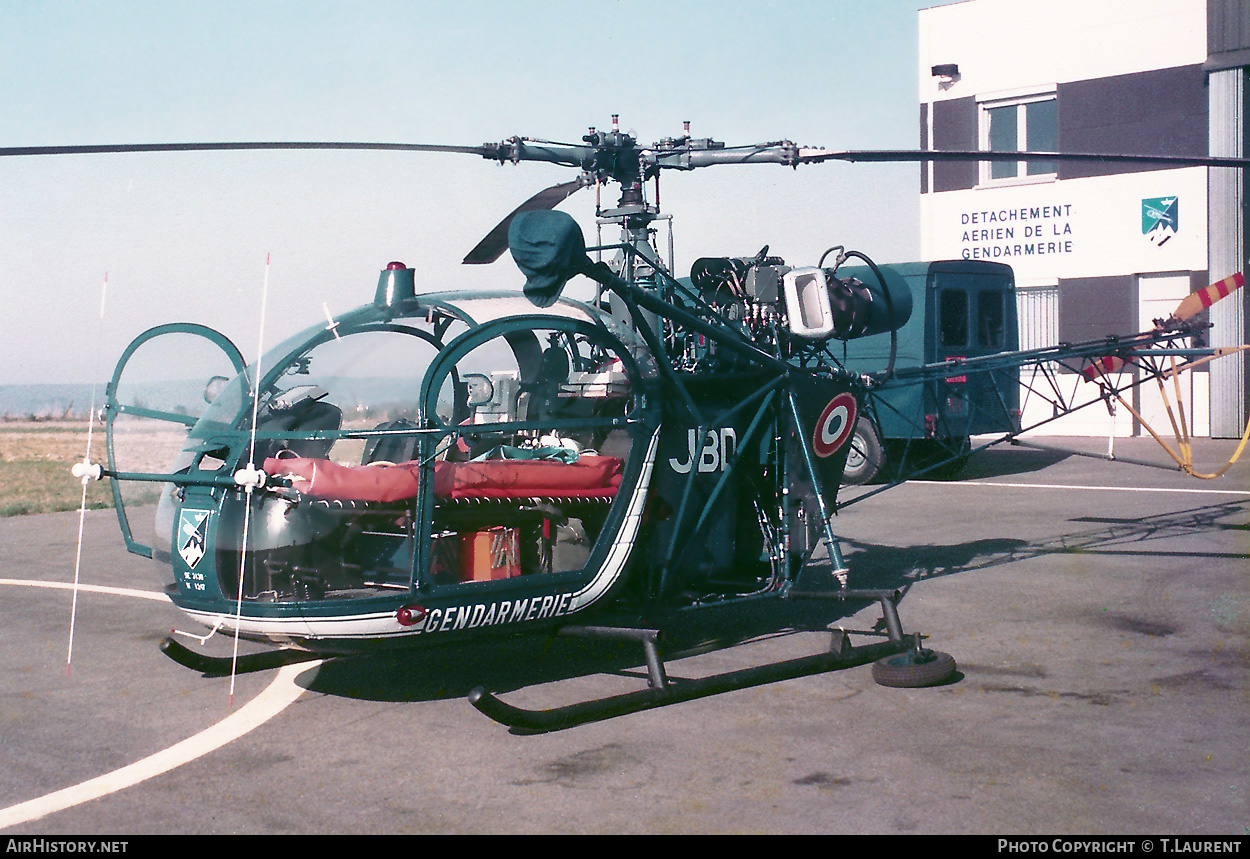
[569,427,660,612]
[178,428,662,641]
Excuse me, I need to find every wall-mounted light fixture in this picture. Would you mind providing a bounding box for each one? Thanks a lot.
[931,63,960,90]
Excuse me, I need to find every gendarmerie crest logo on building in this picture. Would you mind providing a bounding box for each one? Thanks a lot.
[1142,196,1178,246]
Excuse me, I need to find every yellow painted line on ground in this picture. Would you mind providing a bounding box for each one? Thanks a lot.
[0,659,321,829]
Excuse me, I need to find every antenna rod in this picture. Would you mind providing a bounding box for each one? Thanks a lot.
[229,254,271,708]
[67,273,109,675]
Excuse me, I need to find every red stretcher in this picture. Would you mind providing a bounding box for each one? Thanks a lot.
[262,454,624,503]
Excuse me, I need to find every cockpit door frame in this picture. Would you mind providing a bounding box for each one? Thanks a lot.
[105,323,247,557]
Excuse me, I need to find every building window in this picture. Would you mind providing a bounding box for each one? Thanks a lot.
[979,93,1057,183]
[1016,284,1059,352]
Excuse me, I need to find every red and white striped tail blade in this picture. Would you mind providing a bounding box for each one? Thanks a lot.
[1081,355,1127,382]
[1173,273,1244,322]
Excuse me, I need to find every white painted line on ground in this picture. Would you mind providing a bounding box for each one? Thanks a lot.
[0,576,322,829]
[909,480,1250,497]
[0,577,170,602]
[0,659,321,830]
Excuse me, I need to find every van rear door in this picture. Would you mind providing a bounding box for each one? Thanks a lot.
[929,261,1019,438]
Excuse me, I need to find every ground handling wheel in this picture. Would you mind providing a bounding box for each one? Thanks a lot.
[871,648,957,688]
[842,420,885,485]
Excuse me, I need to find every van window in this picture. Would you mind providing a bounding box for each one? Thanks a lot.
[977,291,1006,349]
[939,289,968,347]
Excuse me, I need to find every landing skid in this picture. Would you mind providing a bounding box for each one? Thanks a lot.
[469,632,910,733]
[159,636,320,677]
[469,588,946,733]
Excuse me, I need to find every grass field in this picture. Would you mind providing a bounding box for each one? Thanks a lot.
[0,417,372,517]
[0,422,173,517]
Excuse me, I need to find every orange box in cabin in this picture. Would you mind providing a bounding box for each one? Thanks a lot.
[460,528,521,581]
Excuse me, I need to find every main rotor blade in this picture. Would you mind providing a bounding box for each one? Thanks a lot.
[462,178,587,265]
[796,148,1250,170]
[0,141,493,158]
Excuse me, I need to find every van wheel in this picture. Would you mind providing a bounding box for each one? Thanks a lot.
[842,421,885,485]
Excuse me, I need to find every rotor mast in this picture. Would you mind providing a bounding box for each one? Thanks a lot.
[486,117,799,284]
[589,116,664,284]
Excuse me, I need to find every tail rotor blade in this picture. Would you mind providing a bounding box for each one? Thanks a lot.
[1172,272,1244,321]
[1082,355,1127,381]
[463,178,587,265]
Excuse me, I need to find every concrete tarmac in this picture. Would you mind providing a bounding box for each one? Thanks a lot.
[0,437,1246,834]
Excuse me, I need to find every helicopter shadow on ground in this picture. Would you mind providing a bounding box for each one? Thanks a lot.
[301,595,878,705]
[301,499,1246,706]
[840,498,1249,603]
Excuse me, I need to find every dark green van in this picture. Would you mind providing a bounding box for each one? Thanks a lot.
[828,260,1020,483]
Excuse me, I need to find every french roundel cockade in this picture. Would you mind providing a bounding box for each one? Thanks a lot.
[813,393,858,459]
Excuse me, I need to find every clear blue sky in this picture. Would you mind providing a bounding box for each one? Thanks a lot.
[0,0,951,384]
